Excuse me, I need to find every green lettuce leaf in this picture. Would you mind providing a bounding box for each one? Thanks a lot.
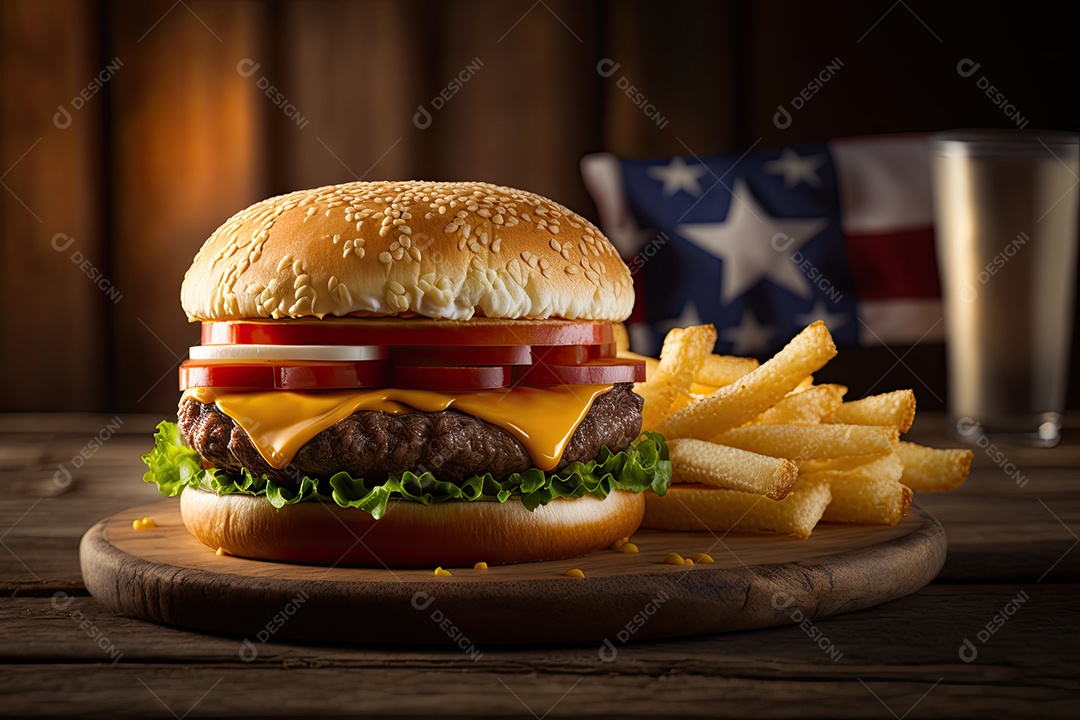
[142,421,671,519]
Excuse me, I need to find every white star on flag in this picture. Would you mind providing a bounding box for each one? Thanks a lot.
[764,148,826,188]
[795,298,849,331]
[647,157,709,197]
[677,179,828,305]
[722,307,775,355]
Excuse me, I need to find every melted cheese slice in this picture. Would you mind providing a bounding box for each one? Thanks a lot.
[182,384,614,472]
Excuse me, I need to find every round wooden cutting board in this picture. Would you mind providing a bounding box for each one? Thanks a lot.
[81,500,946,646]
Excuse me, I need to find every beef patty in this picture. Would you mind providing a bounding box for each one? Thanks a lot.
[178,383,643,486]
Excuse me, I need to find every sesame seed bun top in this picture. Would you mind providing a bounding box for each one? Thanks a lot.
[181,180,635,323]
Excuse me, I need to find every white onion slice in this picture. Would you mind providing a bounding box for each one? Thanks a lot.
[189,344,388,362]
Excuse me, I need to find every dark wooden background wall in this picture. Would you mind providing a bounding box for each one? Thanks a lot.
[2,0,1078,414]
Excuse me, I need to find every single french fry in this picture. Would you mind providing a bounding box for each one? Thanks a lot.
[800,452,904,484]
[642,482,831,539]
[896,441,973,492]
[612,322,630,353]
[754,384,848,426]
[668,438,798,500]
[828,390,917,433]
[714,424,898,461]
[695,354,760,387]
[815,477,912,525]
[655,321,838,441]
[639,325,717,430]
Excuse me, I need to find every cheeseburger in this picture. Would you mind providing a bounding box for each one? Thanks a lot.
[143,180,671,567]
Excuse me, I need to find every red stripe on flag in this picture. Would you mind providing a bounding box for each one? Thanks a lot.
[845,226,941,300]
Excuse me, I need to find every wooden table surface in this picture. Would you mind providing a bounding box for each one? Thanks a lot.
[1,412,1078,718]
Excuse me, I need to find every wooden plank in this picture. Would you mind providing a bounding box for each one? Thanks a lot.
[108,0,268,413]
[0,0,106,411]
[600,2,737,158]
[434,0,601,213]
[4,584,1075,666]
[281,0,421,189]
[3,586,1076,715]
[0,654,1075,717]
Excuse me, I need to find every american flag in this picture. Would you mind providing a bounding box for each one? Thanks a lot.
[581,135,943,356]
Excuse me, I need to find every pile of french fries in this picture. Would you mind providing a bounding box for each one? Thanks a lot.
[617,321,973,539]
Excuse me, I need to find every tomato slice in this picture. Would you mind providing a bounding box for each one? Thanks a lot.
[202,319,614,347]
[180,360,391,391]
[390,345,533,366]
[394,365,511,391]
[511,358,646,386]
[531,343,617,365]
[190,344,388,362]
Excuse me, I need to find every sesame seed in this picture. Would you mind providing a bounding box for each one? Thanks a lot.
[379,251,392,263]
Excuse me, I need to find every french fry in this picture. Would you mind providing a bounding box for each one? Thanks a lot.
[828,389,916,433]
[655,321,837,441]
[754,384,848,426]
[638,325,717,430]
[714,424,899,460]
[695,355,760,387]
[690,382,720,395]
[815,477,912,525]
[642,482,831,539]
[800,452,904,484]
[612,322,631,353]
[896,441,973,492]
[792,376,815,392]
[668,438,798,500]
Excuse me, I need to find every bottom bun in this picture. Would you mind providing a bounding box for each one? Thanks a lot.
[179,487,645,567]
